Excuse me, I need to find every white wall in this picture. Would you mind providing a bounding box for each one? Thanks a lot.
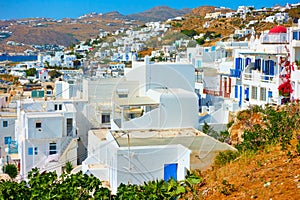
[125,62,195,96]
[123,89,198,129]
[26,115,63,139]
[0,116,16,158]
[111,144,190,194]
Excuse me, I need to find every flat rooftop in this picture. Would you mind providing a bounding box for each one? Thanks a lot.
[110,128,233,151]
[90,128,110,141]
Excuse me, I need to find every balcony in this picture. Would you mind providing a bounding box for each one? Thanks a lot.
[242,72,277,84]
[203,89,223,96]
[291,40,300,47]
[8,140,18,154]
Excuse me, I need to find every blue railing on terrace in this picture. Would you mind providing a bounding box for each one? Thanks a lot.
[8,140,18,154]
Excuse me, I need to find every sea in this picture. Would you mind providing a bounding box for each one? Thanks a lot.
[0,55,37,62]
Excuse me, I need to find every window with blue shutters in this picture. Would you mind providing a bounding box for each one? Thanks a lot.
[28,147,38,155]
[270,61,275,76]
[28,147,33,155]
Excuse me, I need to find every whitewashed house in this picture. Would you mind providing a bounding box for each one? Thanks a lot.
[15,100,78,179]
[230,25,300,108]
[37,68,49,82]
[0,111,17,162]
[82,58,236,193]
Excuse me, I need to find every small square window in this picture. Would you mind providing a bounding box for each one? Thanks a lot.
[101,114,110,124]
[49,143,57,155]
[3,121,8,127]
[36,122,42,128]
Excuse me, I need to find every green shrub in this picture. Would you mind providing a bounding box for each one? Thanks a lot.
[2,164,18,179]
[214,150,240,167]
[219,180,236,196]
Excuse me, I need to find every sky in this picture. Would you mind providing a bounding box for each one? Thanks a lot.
[0,0,299,20]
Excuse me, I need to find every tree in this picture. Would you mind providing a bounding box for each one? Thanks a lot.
[64,161,73,174]
[2,164,18,179]
[48,70,62,79]
[25,68,37,77]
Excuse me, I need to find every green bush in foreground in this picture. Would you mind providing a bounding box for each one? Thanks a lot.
[2,164,18,179]
[0,168,201,200]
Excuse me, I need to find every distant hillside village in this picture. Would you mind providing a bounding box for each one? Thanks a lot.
[1,2,300,193]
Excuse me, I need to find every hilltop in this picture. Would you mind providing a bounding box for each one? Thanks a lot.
[127,6,191,22]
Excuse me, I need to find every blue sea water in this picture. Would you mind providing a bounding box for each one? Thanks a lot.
[0,55,37,62]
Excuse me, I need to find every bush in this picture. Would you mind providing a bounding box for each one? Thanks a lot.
[214,150,240,167]
[2,164,18,179]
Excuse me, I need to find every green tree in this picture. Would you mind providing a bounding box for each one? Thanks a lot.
[48,70,62,79]
[64,161,73,174]
[25,68,37,77]
[2,164,18,179]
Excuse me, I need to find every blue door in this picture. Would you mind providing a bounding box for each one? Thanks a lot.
[164,163,178,181]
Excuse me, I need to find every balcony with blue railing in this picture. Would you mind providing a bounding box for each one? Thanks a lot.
[230,69,241,78]
[8,140,18,154]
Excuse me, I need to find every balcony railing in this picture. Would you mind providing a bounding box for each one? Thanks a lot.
[242,72,277,84]
[261,33,288,44]
[8,140,18,154]
[203,89,223,96]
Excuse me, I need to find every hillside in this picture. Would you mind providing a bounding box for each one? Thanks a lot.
[185,6,227,17]
[181,145,300,199]
[181,104,300,199]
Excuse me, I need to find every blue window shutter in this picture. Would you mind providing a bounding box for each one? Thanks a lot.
[270,61,275,75]
[245,58,251,66]
[239,58,242,70]
[293,31,298,40]
[235,58,239,70]
[239,86,243,106]
[245,88,249,99]
[235,85,238,98]
[28,147,33,155]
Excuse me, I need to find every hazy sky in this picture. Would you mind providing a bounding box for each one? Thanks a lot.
[0,0,298,20]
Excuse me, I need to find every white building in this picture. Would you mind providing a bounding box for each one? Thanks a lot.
[265,13,289,23]
[82,59,236,193]
[15,100,78,178]
[230,25,300,108]
[37,68,49,82]
[83,127,235,194]
[0,111,17,161]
